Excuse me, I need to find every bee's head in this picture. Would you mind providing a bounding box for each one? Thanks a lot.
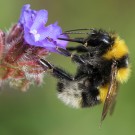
[58,29,115,51]
[86,29,114,48]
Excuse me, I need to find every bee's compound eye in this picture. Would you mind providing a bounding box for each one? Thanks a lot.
[101,35,111,45]
[87,30,112,46]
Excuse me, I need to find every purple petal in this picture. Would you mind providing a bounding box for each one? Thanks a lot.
[18,4,69,53]
[30,10,48,30]
[19,4,31,24]
[22,11,33,28]
[24,27,54,48]
[40,22,62,40]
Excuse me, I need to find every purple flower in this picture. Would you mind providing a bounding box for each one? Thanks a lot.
[19,4,68,52]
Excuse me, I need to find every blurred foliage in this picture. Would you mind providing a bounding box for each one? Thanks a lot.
[0,0,135,135]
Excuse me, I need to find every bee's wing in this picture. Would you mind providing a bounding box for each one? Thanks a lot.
[109,82,119,116]
[100,61,118,124]
[109,96,117,116]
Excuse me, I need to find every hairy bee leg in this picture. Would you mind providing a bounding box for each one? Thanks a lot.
[66,45,88,53]
[56,47,71,57]
[56,48,85,65]
[38,59,74,81]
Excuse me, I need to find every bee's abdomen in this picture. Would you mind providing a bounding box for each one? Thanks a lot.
[116,55,130,83]
[117,55,129,68]
[57,80,100,108]
[57,81,83,108]
[81,88,100,107]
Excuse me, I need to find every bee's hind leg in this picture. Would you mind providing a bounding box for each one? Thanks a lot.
[38,59,74,81]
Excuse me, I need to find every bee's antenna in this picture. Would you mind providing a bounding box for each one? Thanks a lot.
[62,28,95,34]
[64,28,93,32]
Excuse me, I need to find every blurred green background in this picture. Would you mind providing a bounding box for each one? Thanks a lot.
[0,0,135,135]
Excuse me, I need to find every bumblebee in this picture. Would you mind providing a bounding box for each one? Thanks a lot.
[38,28,130,124]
